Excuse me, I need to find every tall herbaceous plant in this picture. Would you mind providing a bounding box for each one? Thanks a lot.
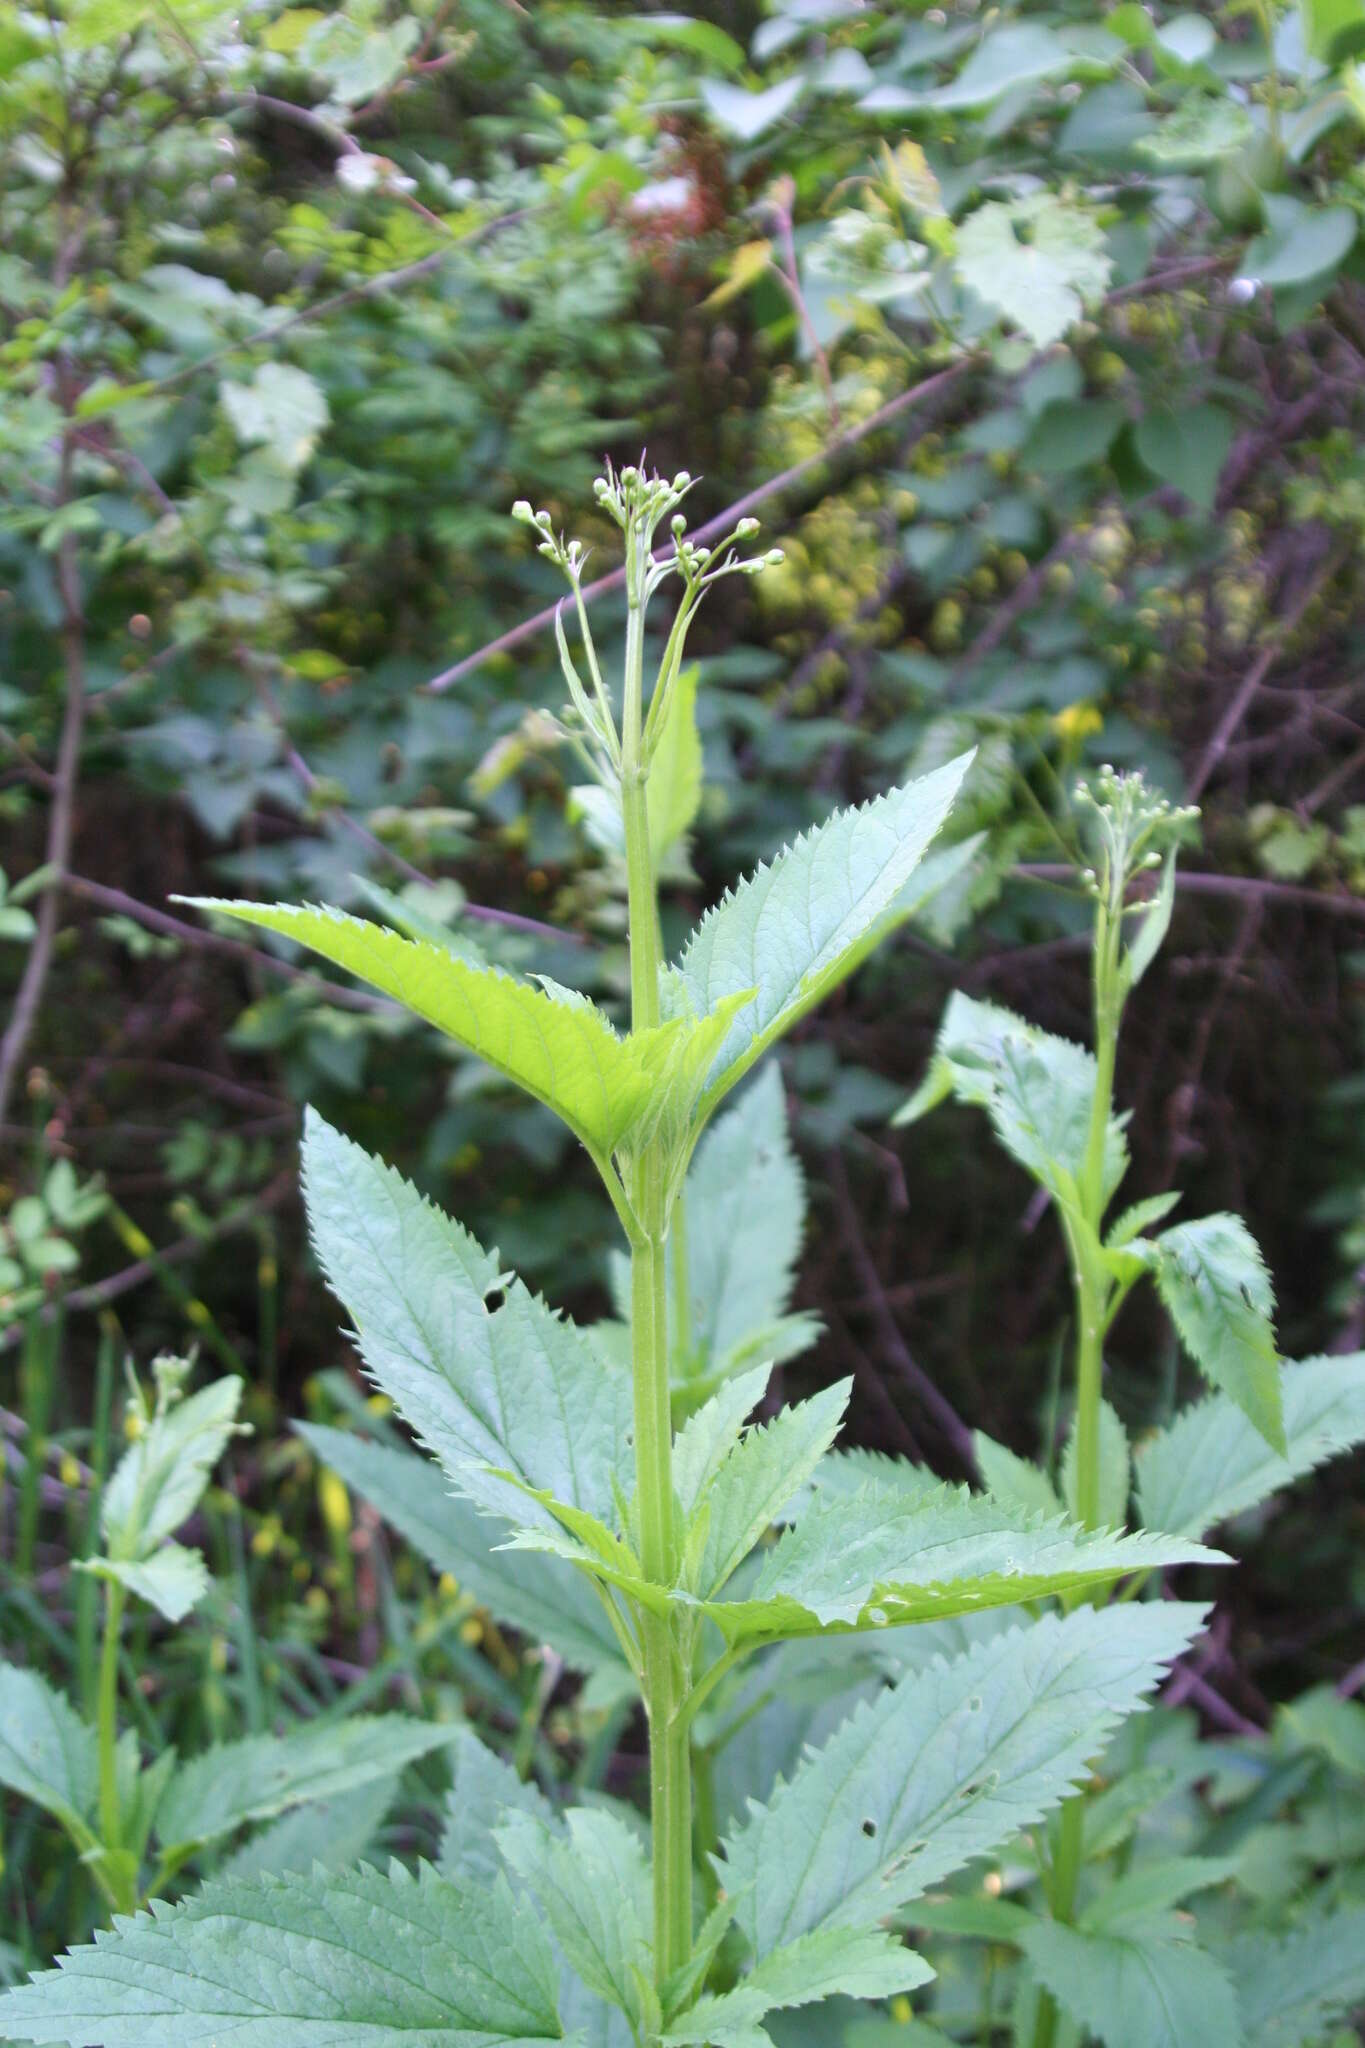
[0,466,1221,2048]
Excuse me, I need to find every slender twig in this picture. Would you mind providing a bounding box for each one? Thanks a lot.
[1013,863,1365,920]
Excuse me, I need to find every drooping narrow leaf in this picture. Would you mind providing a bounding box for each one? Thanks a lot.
[154,1716,461,1858]
[297,1424,625,1676]
[1130,1215,1284,1452]
[675,755,971,1115]
[662,1927,933,2046]
[301,1114,632,1529]
[183,899,654,1156]
[0,1863,567,2045]
[1021,1917,1244,2048]
[896,992,1129,1209]
[719,1602,1210,1957]
[0,1663,98,1844]
[1134,1353,1365,1537]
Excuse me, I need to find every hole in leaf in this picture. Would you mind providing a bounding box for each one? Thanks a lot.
[483,1286,505,1313]
[1011,218,1034,247]
[967,1695,983,1712]
[861,1818,878,1839]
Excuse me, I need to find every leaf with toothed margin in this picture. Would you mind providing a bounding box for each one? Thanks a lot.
[673,754,971,1117]
[662,1926,934,2045]
[718,1601,1212,1958]
[0,1860,568,2045]
[1135,1352,1365,1537]
[301,1112,632,1530]
[694,1381,852,1599]
[1125,1215,1284,1453]
[0,1662,98,1846]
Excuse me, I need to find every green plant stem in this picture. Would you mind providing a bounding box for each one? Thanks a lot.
[96,1580,126,1880]
[620,537,693,1988]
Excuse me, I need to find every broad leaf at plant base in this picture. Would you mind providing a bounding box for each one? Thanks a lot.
[1218,1903,1365,2045]
[717,1602,1211,1957]
[301,1112,633,1529]
[0,1862,568,2045]
[674,753,973,1117]
[1134,1351,1365,1536]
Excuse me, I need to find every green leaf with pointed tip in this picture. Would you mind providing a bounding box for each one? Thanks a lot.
[440,1728,560,1887]
[719,1602,1210,1956]
[0,1662,98,1844]
[649,665,703,867]
[696,1479,1222,1646]
[697,1382,851,1597]
[218,1777,396,1886]
[499,1809,652,2030]
[1135,1353,1365,1536]
[1061,1399,1130,1528]
[897,992,1128,1210]
[1221,1905,1365,2045]
[79,1541,209,1622]
[101,1373,243,1562]
[1125,847,1178,984]
[154,1715,460,1858]
[1021,1917,1243,2048]
[1079,1856,1235,1932]
[301,1114,632,1529]
[1131,1215,1284,1453]
[1107,1191,1180,1250]
[673,1365,772,1518]
[296,1425,625,1675]
[182,898,653,1156]
[973,1433,1063,1519]
[350,876,491,968]
[662,1928,932,2046]
[0,1862,567,2045]
[675,756,971,1116]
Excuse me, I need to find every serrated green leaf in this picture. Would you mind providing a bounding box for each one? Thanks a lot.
[673,1365,772,1518]
[154,1715,459,1858]
[1222,1905,1365,2044]
[301,1114,632,1527]
[183,900,657,1158]
[1107,1191,1181,1250]
[0,1663,98,1845]
[1135,1353,1365,1536]
[217,1776,396,1885]
[675,756,970,1117]
[499,1808,652,2027]
[0,1862,567,2044]
[719,1602,1211,1955]
[102,1373,243,1562]
[1022,1917,1244,2048]
[662,1927,932,2045]
[1279,1682,1365,1776]
[296,1425,625,1675]
[973,1432,1063,1519]
[897,993,1128,1210]
[1133,1215,1284,1452]
[1061,1399,1130,1528]
[697,1381,851,1597]
[957,195,1112,349]
[79,1542,209,1623]
[440,1728,559,1887]
[698,1479,1221,1645]
[1079,1855,1236,1932]
[1134,96,1255,167]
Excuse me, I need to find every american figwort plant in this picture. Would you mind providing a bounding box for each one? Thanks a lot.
[1,469,1222,2047]
[0,1356,454,1924]
[898,768,1365,2048]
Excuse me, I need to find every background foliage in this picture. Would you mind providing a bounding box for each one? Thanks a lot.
[2,0,1364,2030]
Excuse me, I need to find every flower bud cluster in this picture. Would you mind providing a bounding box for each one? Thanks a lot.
[1074,765,1199,901]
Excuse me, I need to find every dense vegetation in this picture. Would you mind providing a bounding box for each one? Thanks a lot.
[2,2,1365,2043]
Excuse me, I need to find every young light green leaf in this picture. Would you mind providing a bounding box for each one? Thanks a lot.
[1131,1214,1284,1453]
[649,664,703,868]
[0,1862,567,2045]
[1061,1399,1130,1528]
[675,755,971,1117]
[301,1114,633,1528]
[719,1602,1210,1956]
[182,900,655,1157]
[699,1479,1220,1645]
[498,1808,652,2029]
[1021,1917,1244,2048]
[0,1663,98,1845]
[662,1927,933,2046]
[154,1715,460,1858]
[296,1425,626,1676]
[696,1381,851,1597]
[1124,846,1178,984]
[1107,1191,1181,1250]
[80,1542,209,1623]
[956,194,1112,350]
[440,1728,560,1887]
[896,992,1128,1210]
[101,1372,243,1561]
[672,1364,772,1518]
[973,1432,1063,1519]
[1221,1905,1365,2045]
[1134,1353,1365,1537]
